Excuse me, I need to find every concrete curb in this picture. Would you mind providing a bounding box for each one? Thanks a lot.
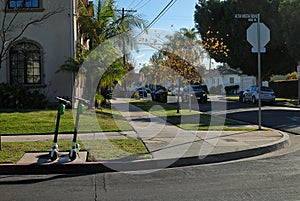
[0,132,289,175]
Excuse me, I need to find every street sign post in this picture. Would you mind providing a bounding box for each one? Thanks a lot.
[236,13,270,130]
[247,22,270,53]
[246,14,270,130]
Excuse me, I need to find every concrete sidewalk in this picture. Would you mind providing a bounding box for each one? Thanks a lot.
[111,99,289,161]
[0,98,289,174]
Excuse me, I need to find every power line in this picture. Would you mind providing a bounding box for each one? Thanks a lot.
[135,0,177,38]
[132,0,146,9]
[127,0,136,8]
[146,0,177,29]
[136,0,151,10]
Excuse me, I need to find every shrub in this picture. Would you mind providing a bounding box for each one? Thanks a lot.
[225,85,239,95]
[0,83,48,109]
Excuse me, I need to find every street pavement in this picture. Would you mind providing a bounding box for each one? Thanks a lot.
[0,98,289,174]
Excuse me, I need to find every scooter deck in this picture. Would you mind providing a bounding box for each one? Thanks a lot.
[18,152,88,164]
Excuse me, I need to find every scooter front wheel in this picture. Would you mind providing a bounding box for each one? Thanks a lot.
[49,150,58,161]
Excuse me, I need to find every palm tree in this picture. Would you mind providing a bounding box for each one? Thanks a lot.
[59,0,147,105]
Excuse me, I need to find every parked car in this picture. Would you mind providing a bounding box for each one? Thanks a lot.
[183,85,208,103]
[135,87,148,97]
[242,85,275,104]
[151,86,168,103]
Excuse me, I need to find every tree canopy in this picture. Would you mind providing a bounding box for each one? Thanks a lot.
[148,28,206,86]
[194,0,298,79]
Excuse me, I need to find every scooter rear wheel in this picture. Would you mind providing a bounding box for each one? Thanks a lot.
[69,149,77,161]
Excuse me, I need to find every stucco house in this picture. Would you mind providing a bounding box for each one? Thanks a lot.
[0,0,93,103]
[203,65,256,94]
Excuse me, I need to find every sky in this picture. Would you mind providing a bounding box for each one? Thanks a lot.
[114,0,199,31]
[91,0,215,70]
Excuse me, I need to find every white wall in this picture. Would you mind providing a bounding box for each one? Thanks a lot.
[203,73,256,94]
[0,0,77,102]
[240,75,256,91]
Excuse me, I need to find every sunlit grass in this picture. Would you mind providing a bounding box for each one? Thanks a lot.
[129,100,255,131]
[0,107,132,135]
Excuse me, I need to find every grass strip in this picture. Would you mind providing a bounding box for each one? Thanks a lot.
[130,100,256,131]
[0,138,150,163]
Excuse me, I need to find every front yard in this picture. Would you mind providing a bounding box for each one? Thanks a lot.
[0,107,149,163]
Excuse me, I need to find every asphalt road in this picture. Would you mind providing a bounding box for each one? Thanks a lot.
[189,95,300,135]
[1,145,300,201]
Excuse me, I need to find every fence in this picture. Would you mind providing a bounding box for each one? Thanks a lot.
[269,80,298,98]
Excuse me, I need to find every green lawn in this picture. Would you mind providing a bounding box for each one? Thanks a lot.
[130,100,255,131]
[0,139,150,163]
[0,108,132,134]
[0,107,150,163]
[275,98,299,107]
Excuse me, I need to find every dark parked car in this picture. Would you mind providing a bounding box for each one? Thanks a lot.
[183,85,208,103]
[151,86,168,103]
[242,85,275,104]
[135,87,148,97]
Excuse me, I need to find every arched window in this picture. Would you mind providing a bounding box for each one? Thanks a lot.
[9,42,42,84]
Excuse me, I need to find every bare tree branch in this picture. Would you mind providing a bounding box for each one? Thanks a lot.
[0,2,66,69]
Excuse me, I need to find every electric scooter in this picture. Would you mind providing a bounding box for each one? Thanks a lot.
[68,97,90,161]
[49,97,71,161]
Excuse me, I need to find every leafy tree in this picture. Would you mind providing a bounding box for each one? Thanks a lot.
[57,44,87,78]
[79,0,146,51]
[148,28,205,86]
[59,0,147,104]
[194,0,296,80]
[201,29,229,63]
[286,71,297,80]
[279,0,300,62]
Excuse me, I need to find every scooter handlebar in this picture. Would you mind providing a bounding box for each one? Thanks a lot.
[56,97,71,105]
[74,97,90,105]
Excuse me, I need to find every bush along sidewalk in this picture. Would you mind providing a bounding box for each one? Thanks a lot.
[0,83,48,109]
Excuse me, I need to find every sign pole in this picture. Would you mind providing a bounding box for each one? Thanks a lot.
[237,13,270,130]
[257,13,262,130]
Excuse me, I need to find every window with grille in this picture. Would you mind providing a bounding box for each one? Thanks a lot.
[8,0,40,9]
[10,42,42,84]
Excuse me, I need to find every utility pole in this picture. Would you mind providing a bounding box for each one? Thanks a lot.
[115,8,137,95]
[115,8,137,65]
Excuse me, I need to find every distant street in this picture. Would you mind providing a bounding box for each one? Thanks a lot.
[176,95,300,135]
